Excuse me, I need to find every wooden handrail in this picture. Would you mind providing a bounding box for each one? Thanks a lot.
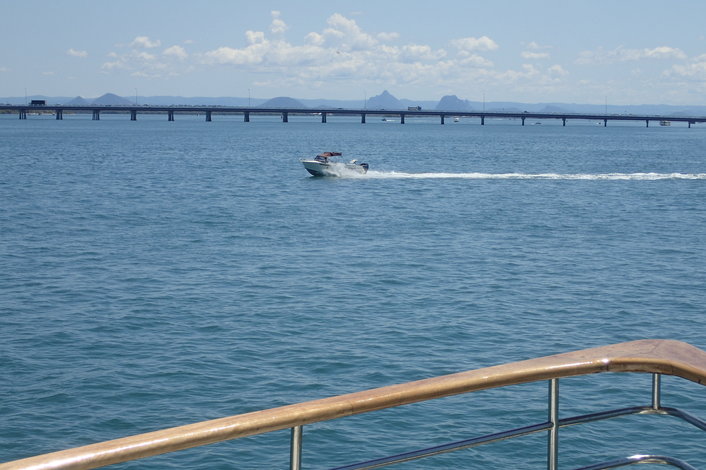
[3,339,705,470]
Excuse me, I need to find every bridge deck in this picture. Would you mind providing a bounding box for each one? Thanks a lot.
[2,104,705,125]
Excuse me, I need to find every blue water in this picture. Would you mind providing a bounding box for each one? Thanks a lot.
[1,114,705,469]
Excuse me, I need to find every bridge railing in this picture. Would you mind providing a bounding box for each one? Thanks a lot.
[2,104,706,125]
[1,339,705,470]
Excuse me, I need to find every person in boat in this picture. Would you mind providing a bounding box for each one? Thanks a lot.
[314,152,341,163]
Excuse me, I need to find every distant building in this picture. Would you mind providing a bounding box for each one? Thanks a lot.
[30,100,46,106]
[407,106,422,111]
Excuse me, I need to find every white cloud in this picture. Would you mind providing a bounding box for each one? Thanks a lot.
[399,44,446,62]
[666,58,706,79]
[266,43,328,67]
[521,51,550,60]
[101,60,124,71]
[644,46,686,59]
[203,13,384,68]
[525,41,552,51]
[196,13,500,91]
[576,45,686,64]
[521,41,552,59]
[67,48,88,58]
[451,36,499,52]
[457,54,493,68]
[377,32,399,42]
[548,64,568,76]
[102,38,194,78]
[323,13,377,51]
[246,30,266,44]
[270,10,287,35]
[102,12,579,97]
[135,51,156,61]
[130,36,161,49]
[203,46,262,65]
[522,63,540,76]
[305,32,325,46]
[163,45,188,60]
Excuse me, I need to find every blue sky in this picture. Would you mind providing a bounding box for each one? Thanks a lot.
[3,0,706,104]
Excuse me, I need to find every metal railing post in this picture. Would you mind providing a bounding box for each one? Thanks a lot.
[652,373,661,410]
[290,425,303,470]
[548,379,559,470]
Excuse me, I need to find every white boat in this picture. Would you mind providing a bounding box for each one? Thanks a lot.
[300,152,369,177]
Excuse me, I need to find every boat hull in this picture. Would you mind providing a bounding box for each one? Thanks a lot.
[301,160,368,177]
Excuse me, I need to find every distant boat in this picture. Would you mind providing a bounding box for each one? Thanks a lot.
[454,117,460,123]
[660,120,671,126]
[300,152,369,177]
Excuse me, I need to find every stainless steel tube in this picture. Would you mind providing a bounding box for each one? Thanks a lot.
[548,379,559,470]
[290,425,303,470]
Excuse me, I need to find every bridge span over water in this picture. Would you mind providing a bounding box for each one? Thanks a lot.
[2,104,705,128]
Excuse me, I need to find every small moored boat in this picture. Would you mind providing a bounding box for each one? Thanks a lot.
[300,152,369,177]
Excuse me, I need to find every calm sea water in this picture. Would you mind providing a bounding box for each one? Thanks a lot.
[1,114,705,469]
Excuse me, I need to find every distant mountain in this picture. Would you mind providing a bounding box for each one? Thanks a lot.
[436,95,471,111]
[3,92,706,116]
[487,106,524,113]
[93,93,133,106]
[539,105,569,113]
[366,90,402,110]
[260,96,306,108]
[65,96,91,106]
[304,98,367,109]
[138,96,254,106]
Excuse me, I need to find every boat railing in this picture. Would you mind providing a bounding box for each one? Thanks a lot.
[2,339,705,470]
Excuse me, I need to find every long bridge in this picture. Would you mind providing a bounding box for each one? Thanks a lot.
[2,104,705,128]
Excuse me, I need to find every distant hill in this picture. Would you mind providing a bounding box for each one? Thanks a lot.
[539,105,569,113]
[3,92,706,116]
[139,96,253,106]
[366,90,402,110]
[93,93,133,106]
[305,98,366,109]
[65,96,91,106]
[260,96,306,108]
[436,95,471,111]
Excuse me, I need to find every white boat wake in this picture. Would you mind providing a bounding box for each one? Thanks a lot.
[351,171,706,180]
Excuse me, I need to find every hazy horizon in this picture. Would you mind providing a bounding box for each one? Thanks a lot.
[5,91,706,114]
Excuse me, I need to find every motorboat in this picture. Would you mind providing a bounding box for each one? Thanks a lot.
[300,152,369,177]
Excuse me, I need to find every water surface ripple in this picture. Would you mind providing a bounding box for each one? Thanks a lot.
[1,116,705,468]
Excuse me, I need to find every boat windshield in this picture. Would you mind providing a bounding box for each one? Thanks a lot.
[314,152,342,162]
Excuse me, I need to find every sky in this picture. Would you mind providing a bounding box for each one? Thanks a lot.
[2,0,706,105]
